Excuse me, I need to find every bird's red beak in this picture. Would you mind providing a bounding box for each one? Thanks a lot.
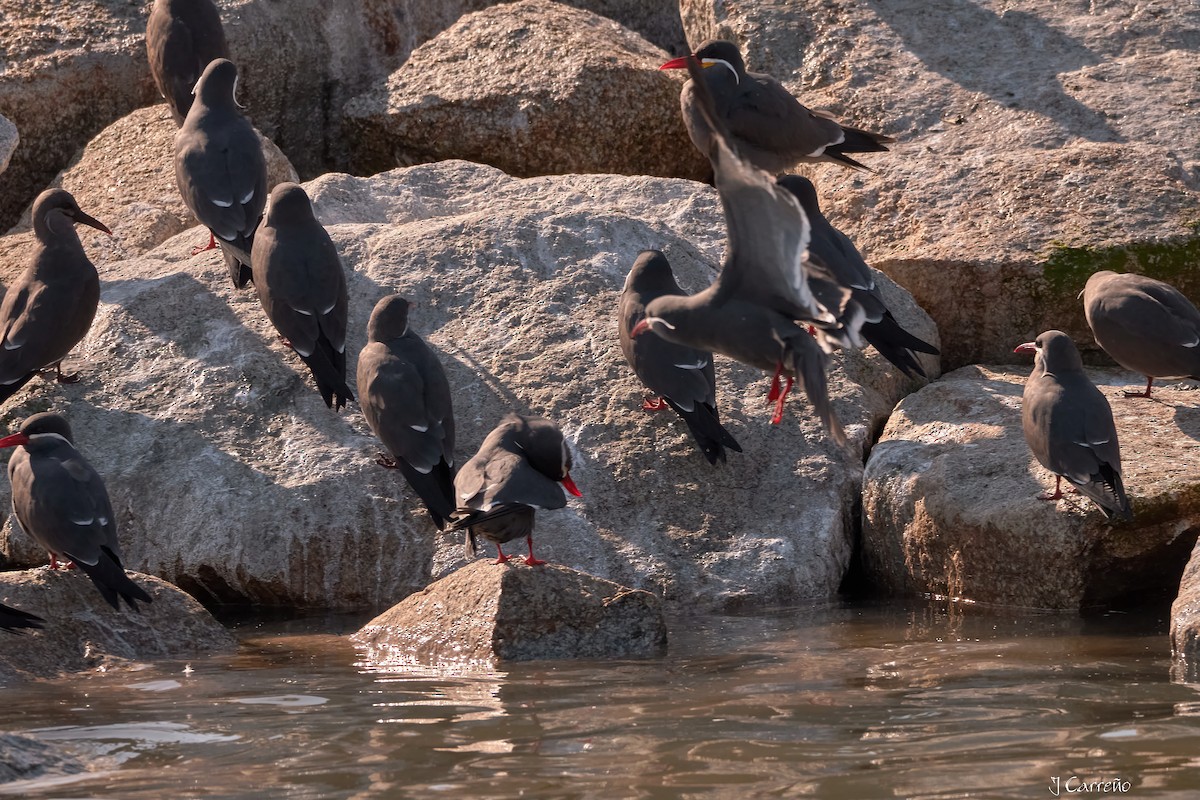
[630,319,651,338]
[561,473,583,498]
[0,432,29,449]
[659,55,694,70]
[1013,342,1037,355]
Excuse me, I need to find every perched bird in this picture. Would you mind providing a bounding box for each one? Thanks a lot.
[778,175,939,377]
[0,602,44,633]
[619,250,742,464]
[358,295,456,528]
[660,40,892,173]
[175,58,267,289]
[146,0,230,126]
[449,414,582,566]
[632,56,862,442]
[1015,331,1132,520]
[0,413,153,610]
[251,183,353,410]
[0,189,111,405]
[1082,270,1200,399]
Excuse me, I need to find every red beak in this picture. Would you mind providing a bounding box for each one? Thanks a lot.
[1013,343,1037,355]
[561,473,583,498]
[659,55,694,70]
[630,319,651,338]
[0,432,29,449]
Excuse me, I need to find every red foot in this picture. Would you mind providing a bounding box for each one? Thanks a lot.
[1038,476,1064,501]
[767,361,785,401]
[278,335,294,350]
[49,555,76,571]
[1122,377,1154,399]
[190,231,217,256]
[806,325,817,337]
[642,396,668,411]
[494,545,511,565]
[522,537,546,566]
[771,377,794,425]
[375,454,399,469]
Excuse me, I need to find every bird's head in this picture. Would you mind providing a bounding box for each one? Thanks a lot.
[31,189,111,240]
[193,58,244,110]
[366,294,411,343]
[511,415,583,498]
[0,412,74,450]
[1014,330,1082,373]
[264,182,317,226]
[659,39,744,83]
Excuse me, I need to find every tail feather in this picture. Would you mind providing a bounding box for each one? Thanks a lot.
[1076,465,1133,521]
[219,243,254,289]
[790,334,845,445]
[665,399,741,465]
[73,546,153,612]
[395,457,456,530]
[0,371,37,407]
[0,602,44,633]
[300,337,355,411]
[861,314,940,379]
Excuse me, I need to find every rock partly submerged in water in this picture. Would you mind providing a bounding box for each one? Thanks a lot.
[681,0,1200,368]
[0,733,87,786]
[353,560,667,665]
[862,365,1200,611]
[0,160,938,612]
[345,0,708,182]
[0,567,234,682]
[1172,539,1200,682]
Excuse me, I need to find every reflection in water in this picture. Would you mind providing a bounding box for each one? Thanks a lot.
[2,604,1200,798]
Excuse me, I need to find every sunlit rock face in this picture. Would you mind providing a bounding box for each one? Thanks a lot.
[680,0,1200,368]
[0,161,937,611]
[354,561,667,665]
[863,365,1200,610]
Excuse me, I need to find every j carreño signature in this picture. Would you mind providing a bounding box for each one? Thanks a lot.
[1049,776,1132,796]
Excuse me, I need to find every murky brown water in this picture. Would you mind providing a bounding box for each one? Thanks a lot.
[2,602,1199,798]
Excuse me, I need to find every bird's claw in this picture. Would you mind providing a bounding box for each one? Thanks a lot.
[642,396,667,411]
[375,454,398,469]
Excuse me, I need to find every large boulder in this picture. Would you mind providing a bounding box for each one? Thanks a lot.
[344,0,708,181]
[1172,539,1200,682]
[0,567,234,681]
[862,365,1200,610]
[354,560,667,665]
[0,161,938,611]
[679,0,1200,368]
[0,105,298,285]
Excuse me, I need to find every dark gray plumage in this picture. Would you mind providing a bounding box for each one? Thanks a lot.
[448,414,582,565]
[0,189,110,405]
[660,40,892,173]
[619,250,741,464]
[633,56,862,443]
[252,183,353,410]
[778,175,939,377]
[358,295,455,529]
[0,413,153,610]
[146,0,230,126]
[1083,270,1200,398]
[0,602,44,633]
[174,58,267,289]
[1016,331,1132,520]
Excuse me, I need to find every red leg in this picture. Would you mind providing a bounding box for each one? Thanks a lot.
[641,396,668,411]
[806,325,817,337]
[278,334,294,350]
[55,361,80,384]
[523,536,546,566]
[767,361,784,401]
[1122,377,1153,399]
[1038,475,1065,501]
[50,554,60,571]
[770,377,794,425]
[494,544,511,564]
[375,454,398,469]
[190,231,217,256]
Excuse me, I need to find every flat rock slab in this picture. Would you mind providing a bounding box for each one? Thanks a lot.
[680,0,1200,368]
[862,365,1200,611]
[0,568,234,681]
[345,0,708,181]
[354,560,667,665]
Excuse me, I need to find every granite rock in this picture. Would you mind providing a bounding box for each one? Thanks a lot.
[344,0,708,181]
[862,365,1200,610]
[354,560,667,665]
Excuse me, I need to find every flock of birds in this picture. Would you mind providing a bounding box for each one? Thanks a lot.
[1,0,1198,634]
